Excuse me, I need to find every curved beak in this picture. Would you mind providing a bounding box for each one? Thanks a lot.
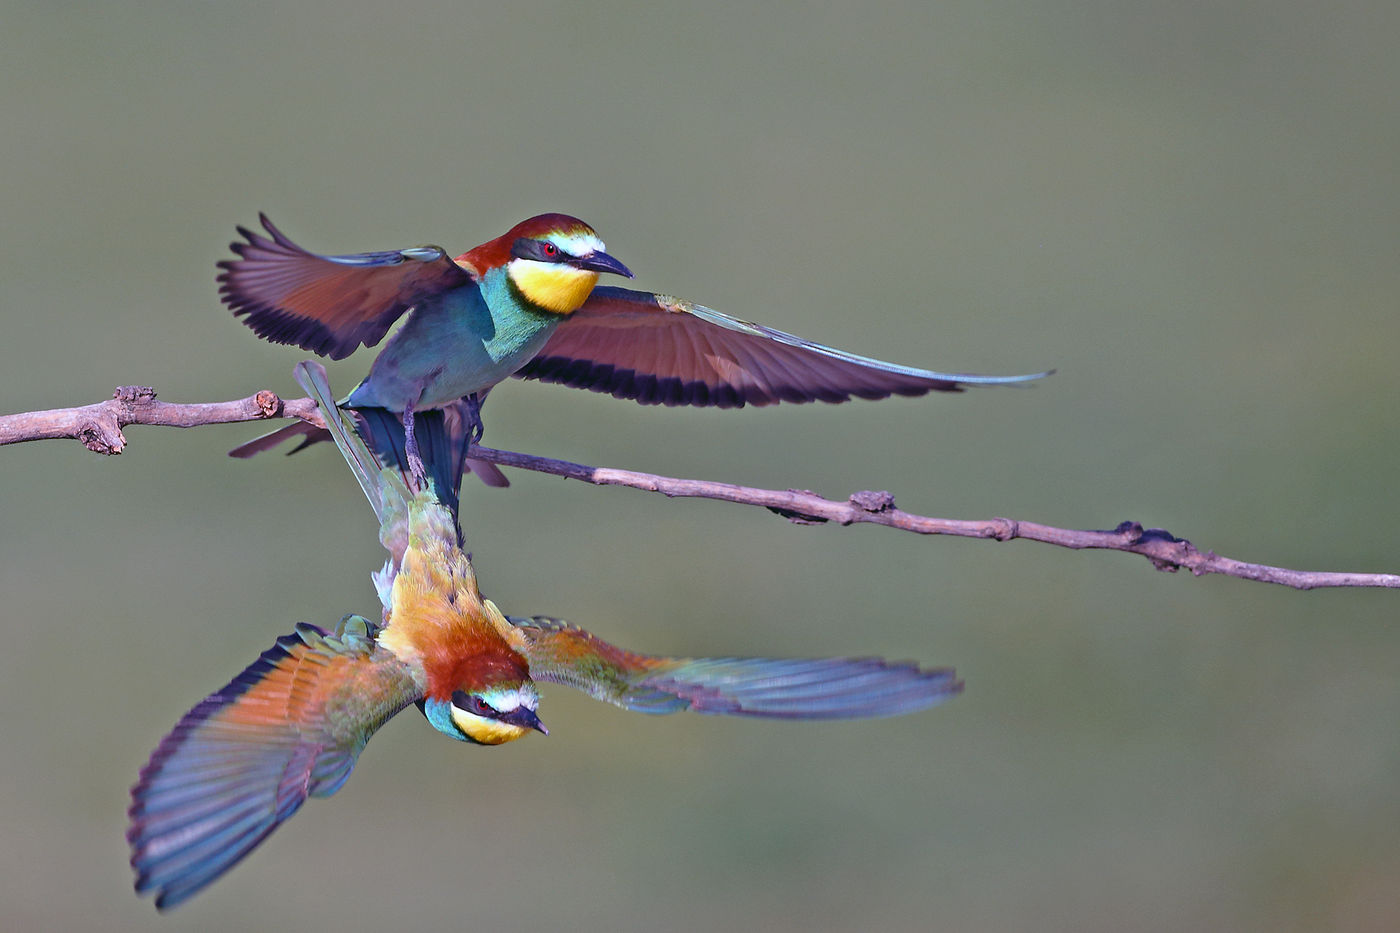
[574,249,633,279]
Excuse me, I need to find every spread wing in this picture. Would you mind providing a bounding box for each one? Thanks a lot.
[128,618,421,910]
[511,616,962,719]
[512,286,1050,407]
[218,214,475,359]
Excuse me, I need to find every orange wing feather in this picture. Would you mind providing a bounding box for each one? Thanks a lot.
[514,286,1048,407]
[128,621,419,910]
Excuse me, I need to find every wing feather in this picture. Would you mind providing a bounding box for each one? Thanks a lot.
[128,619,420,910]
[511,616,961,720]
[218,215,475,360]
[512,286,1050,407]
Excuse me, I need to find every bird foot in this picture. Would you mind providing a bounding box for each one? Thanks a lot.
[407,450,429,490]
[402,402,429,492]
[464,394,485,448]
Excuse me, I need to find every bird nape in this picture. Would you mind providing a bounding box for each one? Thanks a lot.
[222,213,1051,492]
[127,360,964,911]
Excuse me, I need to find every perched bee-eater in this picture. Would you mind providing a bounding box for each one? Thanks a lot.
[221,213,1049,483]
[127,360,962,910]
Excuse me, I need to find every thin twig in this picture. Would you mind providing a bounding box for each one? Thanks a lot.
[467,447,1397,590]
[1,389,1395,590]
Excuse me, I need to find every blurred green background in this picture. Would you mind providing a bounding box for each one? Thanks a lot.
[2,2,1398,930]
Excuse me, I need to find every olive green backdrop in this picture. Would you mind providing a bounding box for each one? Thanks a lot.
[2,3,1397,931]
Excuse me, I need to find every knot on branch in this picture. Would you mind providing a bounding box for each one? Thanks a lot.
[989,518,1019,541]
[77,417,125,455]
[113,386,157,404]
[849,490,895,513]
[254,390,281,418]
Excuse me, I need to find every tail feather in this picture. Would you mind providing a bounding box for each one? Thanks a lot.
[293,361,387,520]
[442,401,509,489]
[293,361,472,552]
[228,387,506,498]
[355,406,474,516]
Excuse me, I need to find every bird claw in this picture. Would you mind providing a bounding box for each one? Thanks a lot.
[407,450,429,490]
[402,401,429,492]
[463,394,485,451]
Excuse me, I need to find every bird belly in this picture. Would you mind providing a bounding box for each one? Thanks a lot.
[346,288,558,411]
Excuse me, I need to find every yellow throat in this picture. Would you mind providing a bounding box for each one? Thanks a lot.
[448,707,533,745]
[509,260,599,314]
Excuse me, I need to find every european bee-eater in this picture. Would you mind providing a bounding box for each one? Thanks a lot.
[221,213,1049,483]
[127,360,961,910]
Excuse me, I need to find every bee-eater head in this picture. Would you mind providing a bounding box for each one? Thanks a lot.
[420,682,546,746]
[502,214,633,315]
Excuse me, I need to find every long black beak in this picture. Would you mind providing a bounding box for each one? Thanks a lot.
[503,706,548,736]
[574,249,633,278]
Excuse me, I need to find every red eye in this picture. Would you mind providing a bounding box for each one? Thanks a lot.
[452,691,495,717]
[542,243,558,257]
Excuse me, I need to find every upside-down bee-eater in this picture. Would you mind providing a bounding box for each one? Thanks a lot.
[221,213,1049,483]
[127,360,963,910]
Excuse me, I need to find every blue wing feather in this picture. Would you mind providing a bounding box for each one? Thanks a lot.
[128,622,418,910]
[512,617,962,720]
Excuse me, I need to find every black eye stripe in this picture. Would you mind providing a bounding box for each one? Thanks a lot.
[510,237,568,263]
[452,690,494,716]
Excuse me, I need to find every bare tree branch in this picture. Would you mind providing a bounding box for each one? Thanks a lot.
[0,386,322,454]
[467,447,1397,590]
[2,389,1395,591]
